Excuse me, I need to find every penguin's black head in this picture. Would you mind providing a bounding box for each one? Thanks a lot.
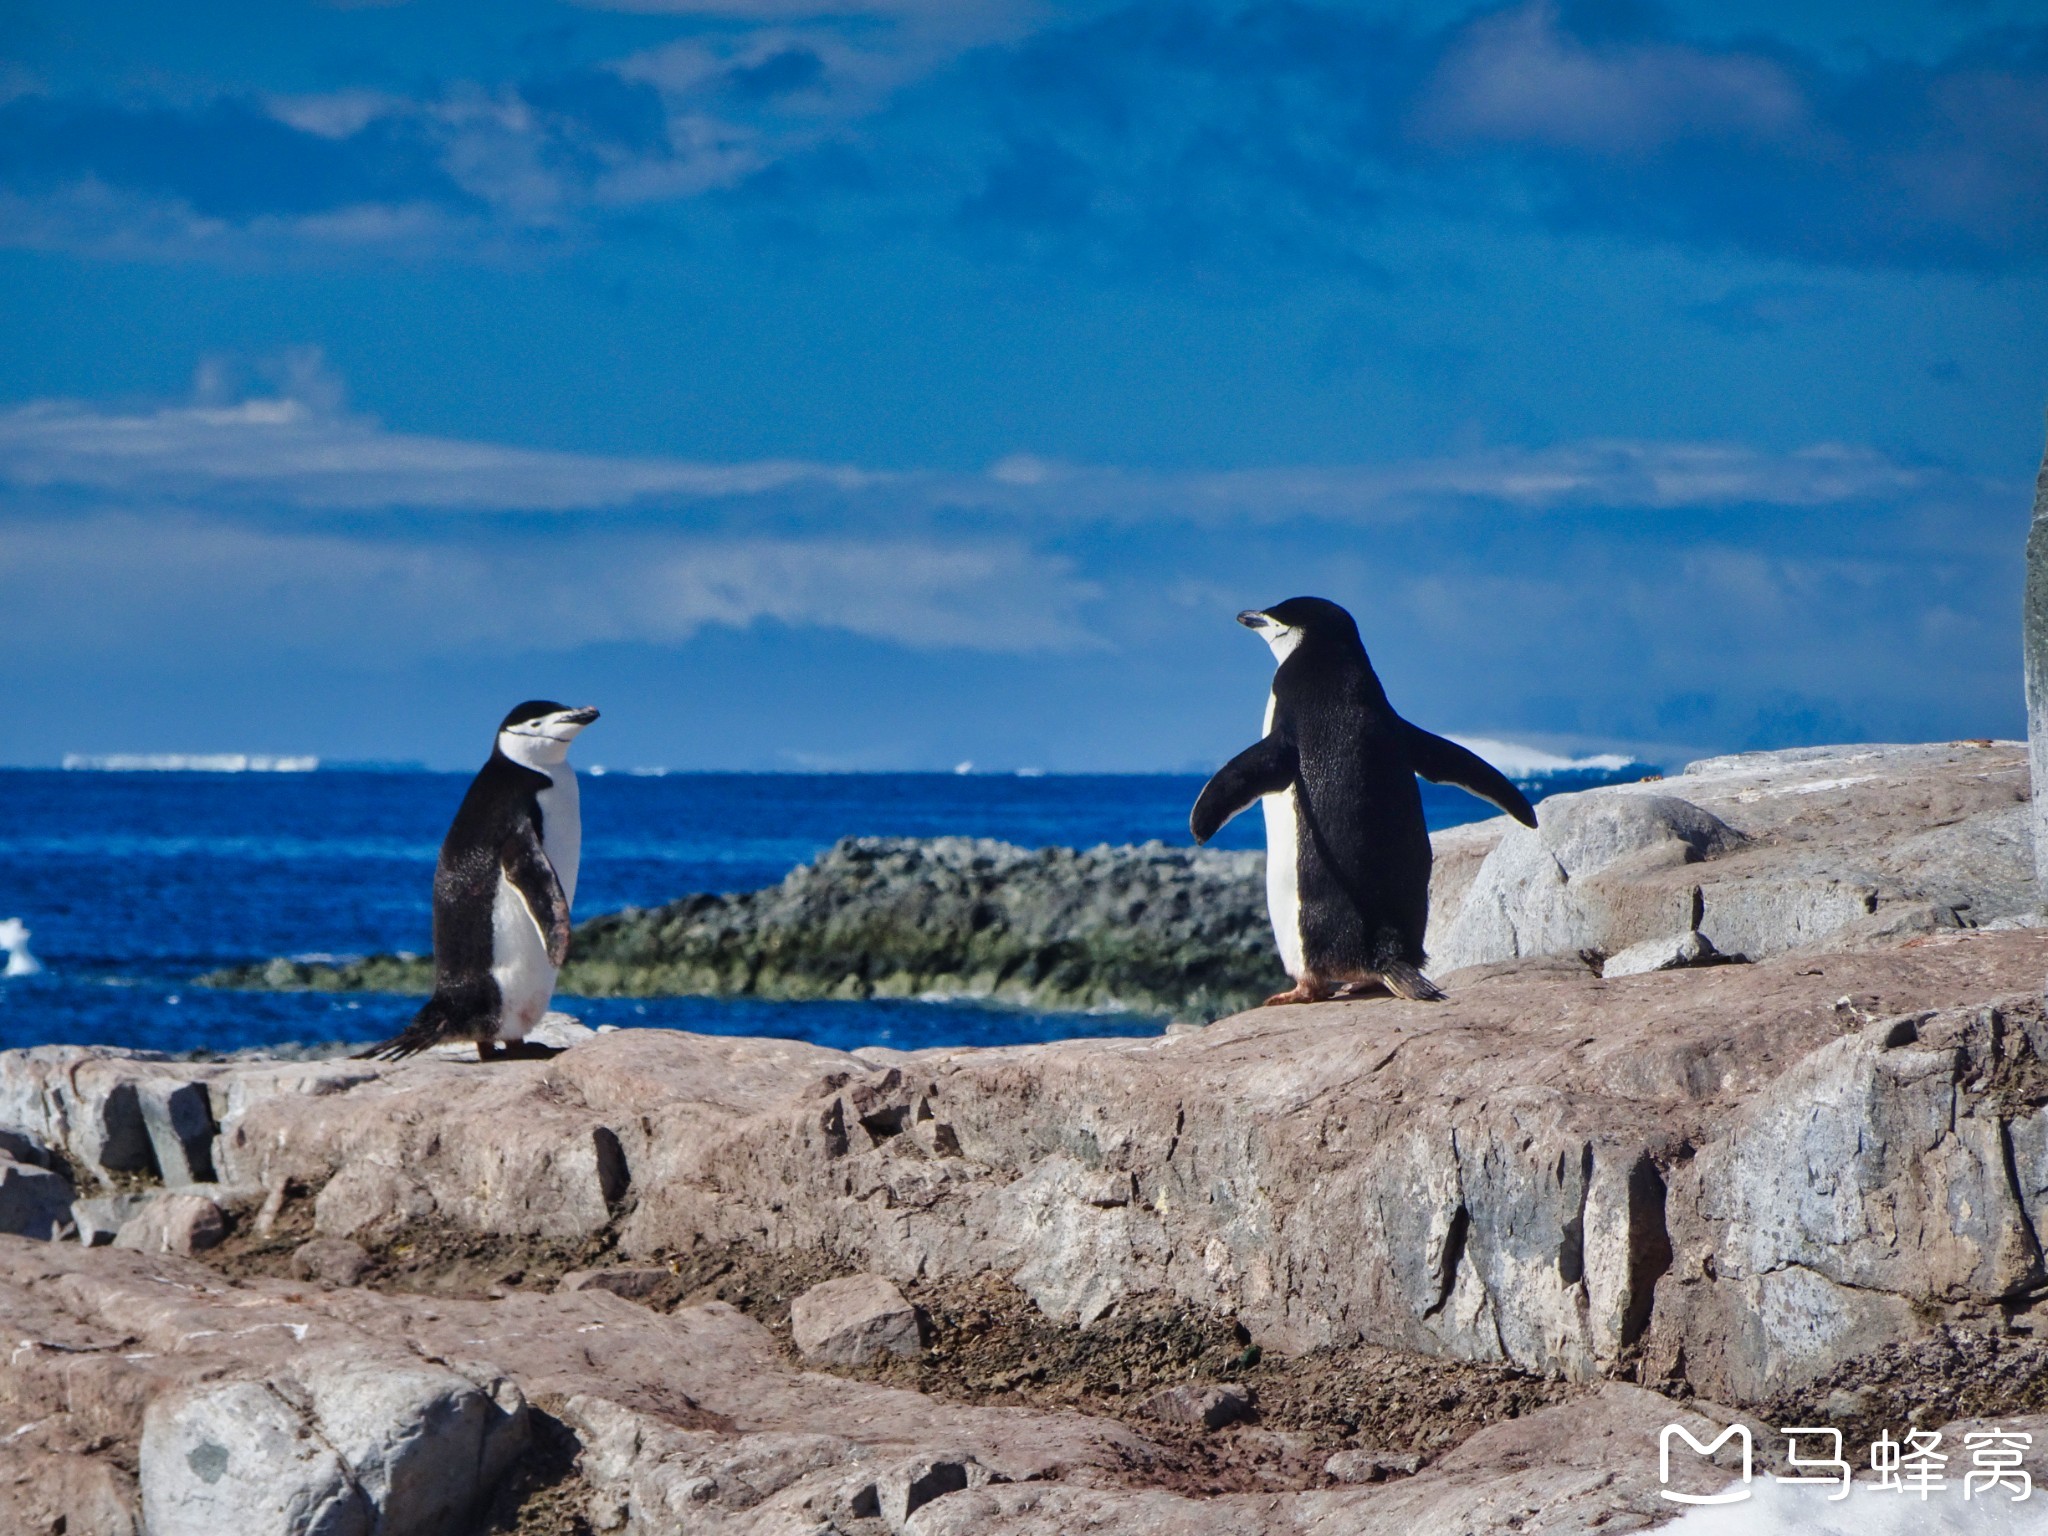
[499,700,600,733]
[496,701,600,767]
[1235,596,1361,662]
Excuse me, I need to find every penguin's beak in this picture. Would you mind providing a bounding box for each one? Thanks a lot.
[1237,610,1271,631]
[561,706,600,727]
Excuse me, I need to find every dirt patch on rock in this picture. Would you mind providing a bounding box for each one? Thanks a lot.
[1756,1325,2048,1456]
[476,1400,595,1536]
[196,1220,1577,1497]
[835,1268,1580,1495]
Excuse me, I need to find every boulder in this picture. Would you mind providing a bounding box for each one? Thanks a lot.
[875,1455,980,1529]
[558,1266,671,1301]
[73,1192,154,1247]
[1430,792,1744,973]
[290,1237,371,1287]
[114,1193,225,1256]
[1139,1382,1254,1430]
[139,1379,369,1536]
[0,1156,74,1241]
[136,1079,216,1187]
[790,1273,923,1367]
[1322,1448,1423,1483]
[1601,927,1721,978]
[294,1354,528,1536]
[1428,741,2034,974]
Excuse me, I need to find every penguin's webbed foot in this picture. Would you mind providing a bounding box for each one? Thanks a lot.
[1263,978,1334,1006]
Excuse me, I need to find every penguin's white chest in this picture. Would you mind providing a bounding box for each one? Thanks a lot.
[1259,692,1306,979]
[536,765,581,906]
[489,764,581,1040]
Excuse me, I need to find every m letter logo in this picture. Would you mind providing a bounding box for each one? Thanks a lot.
[1659,1423,1753,1505]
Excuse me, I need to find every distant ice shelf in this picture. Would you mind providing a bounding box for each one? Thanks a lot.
[61,753,320,773]
[1447,736,1640,777]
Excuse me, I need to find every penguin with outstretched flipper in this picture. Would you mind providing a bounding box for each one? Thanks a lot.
[363,701,599,1061]
[1191,597,1535,1005]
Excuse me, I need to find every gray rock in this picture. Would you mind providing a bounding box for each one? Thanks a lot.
[790,1273,922,1367]
[1428,742,2038,974]
[1601,928,1722,978]
[73,1078,156,1176]
[0,1127,51,1166]
[296,1355,528,1536]
[2026,429,2048,901]
[140,1379,369,1536]
[290,1237,371,1286]
[1432,793,1743,974]
[136,1354,526,1536]
[0,1155,74,1240]
[1322,1447,1423,1483]
[1138,1382,1253,1430]
[73,1191,154,1247]
[136,1079,217,1186]
[557,1266,671,1301]
[875,1456,977,1529]
[114,1192,226,1255]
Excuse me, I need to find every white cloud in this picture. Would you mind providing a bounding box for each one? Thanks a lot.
[0,514,1095,659]
[0,390,872,511]
[1416,1,1806,155]
[0,378,1971,521]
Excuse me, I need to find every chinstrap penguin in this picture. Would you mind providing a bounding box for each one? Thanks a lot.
[1190,597,1536,1005]
[363,700,599,1061]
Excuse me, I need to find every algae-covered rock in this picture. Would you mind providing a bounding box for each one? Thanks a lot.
[201,837,1277,1018]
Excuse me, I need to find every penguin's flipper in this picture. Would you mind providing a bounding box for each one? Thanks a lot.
[1190,735,1298,844]
[1401,724,1538,828]
[499,827,573,966]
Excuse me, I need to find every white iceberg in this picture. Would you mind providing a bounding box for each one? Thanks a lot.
[0,919,42,978]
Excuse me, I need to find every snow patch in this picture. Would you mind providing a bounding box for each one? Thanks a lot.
[1446,736,1638,777]
[1661,1475,2043,1533]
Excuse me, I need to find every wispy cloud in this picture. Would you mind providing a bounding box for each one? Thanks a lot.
[0,367,1977,522]
[0,512,1097,660]
[1413,3,1806,155]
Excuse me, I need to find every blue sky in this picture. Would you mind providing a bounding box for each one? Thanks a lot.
[0,0,2042,771]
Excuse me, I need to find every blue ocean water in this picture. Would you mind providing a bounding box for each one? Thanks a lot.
[0,767,1641,1056]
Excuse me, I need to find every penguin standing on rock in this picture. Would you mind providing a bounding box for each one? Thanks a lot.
[1191,598,1536,1005]
[364,701,599,1061]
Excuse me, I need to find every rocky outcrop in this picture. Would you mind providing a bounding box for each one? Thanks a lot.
[2027,429,2048,896]
[1426,739,2033,973]
[7,740,2046,1531]
[0,1235,1807,1535]
[200,743,2033,1015]
[204,837,1277,1018]
[18,929,2048,1409]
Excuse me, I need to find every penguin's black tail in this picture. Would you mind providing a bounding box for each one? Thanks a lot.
[1372,928,1444,1003]
[356,997,462,1062]
[1380,961,1445,1003]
